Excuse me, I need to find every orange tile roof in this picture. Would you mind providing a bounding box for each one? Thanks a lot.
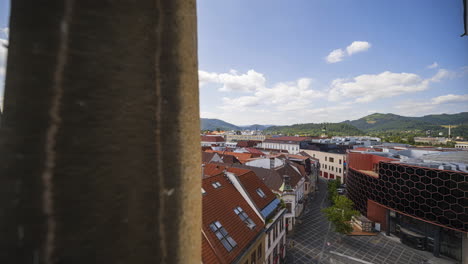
[202,230,225,264]
[203,164,277,210]
[237,171,277,210]
[205,150,253,163]
[202,173,264,263]
[201,135,225,142]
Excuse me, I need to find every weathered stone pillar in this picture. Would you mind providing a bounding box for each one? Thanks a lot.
[0,1,200,263]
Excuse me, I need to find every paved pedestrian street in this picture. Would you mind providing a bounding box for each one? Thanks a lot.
[285,178,430,264]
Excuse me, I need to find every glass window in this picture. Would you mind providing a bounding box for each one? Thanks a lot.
[210,221,237,252]
[234,206,256,229]
[325,156,327,161]
[201,188,206,195]
[256,188,266,198]
[329,157,334,163]
[211,182,221,188]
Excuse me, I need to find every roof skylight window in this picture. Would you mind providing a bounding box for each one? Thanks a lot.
[234,206,256,229]
[209,221,237,252]
[256,188,266,198]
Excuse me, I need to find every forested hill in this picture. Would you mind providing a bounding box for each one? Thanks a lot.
[342,112,468,132]
[263,123,363,136]
[201,112,468,138]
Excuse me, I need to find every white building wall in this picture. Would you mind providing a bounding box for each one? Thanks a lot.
[261,142,301,154]
[301,150,346,183]
[245,158,284,169]
[264,213,286,264]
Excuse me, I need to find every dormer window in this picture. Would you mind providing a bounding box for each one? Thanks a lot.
[212,182,221,188]
[209,221,237,252]
[234,206,256,229]
[256,188,266,198]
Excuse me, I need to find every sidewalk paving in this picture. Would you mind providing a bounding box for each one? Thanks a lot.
[284,178,457,264]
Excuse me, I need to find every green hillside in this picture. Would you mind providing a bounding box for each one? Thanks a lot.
[342,113,435,132]
[416,112,468,125]
[263,123,363,136]
[343,112,468,133]
[201,112,468,139]
[200,118,239,131]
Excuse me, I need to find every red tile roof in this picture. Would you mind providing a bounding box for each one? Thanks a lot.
[237,140,261,148]
[237,171,277,210]
[231,164,284,192]
[202,230,225,264]
[201,135,225,142]
[202,173,264,263]
[203,164,277,210]
[245,148,265,155]
[205,150,253,163]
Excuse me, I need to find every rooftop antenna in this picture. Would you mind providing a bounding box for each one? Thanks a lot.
[448,125,451,139]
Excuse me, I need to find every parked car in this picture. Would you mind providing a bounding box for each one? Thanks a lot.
[337,188,345,195]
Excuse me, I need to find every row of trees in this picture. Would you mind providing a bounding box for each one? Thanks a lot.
[322,180,359,234]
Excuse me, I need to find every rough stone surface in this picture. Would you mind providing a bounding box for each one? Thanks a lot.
[0,1,200,263]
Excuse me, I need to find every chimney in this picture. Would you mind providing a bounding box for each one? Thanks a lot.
[201,164,205,179]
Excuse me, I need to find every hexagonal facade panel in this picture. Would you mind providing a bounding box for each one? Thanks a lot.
[347,161,468,233]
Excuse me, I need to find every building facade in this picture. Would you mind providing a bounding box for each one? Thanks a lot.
[346,152,468,262]
[262,137,312,154]
[301,149,346,183]
[226,134,271,142]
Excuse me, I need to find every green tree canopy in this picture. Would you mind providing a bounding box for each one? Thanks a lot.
[322,195,359,234]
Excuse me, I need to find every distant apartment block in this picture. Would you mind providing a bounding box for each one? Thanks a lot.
[414,137,448,145]
[201,135,225,147]
[225,134,271,142]
[300,143,350,184]
[262,137,312,154]
[455,141,468,149]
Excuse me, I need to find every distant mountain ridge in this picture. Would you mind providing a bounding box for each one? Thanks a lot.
[201,118,240,131]
[201,118,274,131]
[201,112,468,137]
[342,112,468,132]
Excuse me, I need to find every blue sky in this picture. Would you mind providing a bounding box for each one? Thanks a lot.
[0,1,467,125]
[198,0,468,125]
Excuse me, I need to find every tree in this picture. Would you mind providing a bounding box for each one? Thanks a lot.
[322,195,359,234]
[327,179,340,203]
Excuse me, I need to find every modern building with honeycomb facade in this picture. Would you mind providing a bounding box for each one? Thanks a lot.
[346,151,468,262]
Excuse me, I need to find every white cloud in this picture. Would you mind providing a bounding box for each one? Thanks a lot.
[430,69,455,82]
[198,69,265,92]
[208,71,325,113]
[395,94,468,115]
[326,49,345,63]
[431,94,468,104]
[427,62,439,69]
[0,27,8,38]
[325,41,371,63]
[346,41,371,55]
[198,70,219,87]
[328,69,453,103]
